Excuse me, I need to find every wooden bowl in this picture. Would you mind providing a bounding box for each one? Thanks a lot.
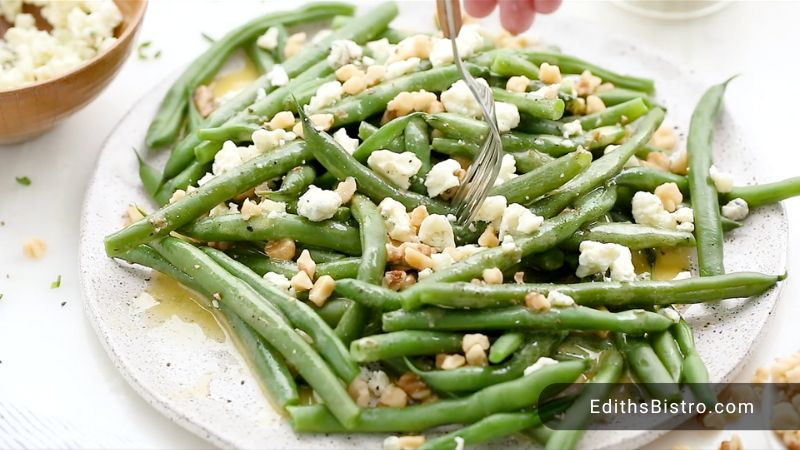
[0,0,147,144]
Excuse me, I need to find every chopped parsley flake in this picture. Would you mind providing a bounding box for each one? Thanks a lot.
[51,275,62,289]
[16,176,31,186]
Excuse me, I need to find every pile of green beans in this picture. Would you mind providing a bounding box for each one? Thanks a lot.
[106,5,797,449]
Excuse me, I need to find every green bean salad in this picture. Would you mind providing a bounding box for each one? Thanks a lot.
[105,3,799,449]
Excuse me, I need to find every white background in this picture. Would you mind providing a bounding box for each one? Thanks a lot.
[1,1,798,448]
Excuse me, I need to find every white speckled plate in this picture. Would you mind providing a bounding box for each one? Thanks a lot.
[79,4,787,450]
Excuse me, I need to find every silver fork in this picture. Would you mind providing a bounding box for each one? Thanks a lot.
[437,0,504,224]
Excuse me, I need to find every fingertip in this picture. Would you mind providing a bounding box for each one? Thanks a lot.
[533,0,562,14]
[499,0,535,35]
[464,0,497,18]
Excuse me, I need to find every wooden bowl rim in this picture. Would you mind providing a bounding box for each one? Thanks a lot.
[0,0,148,96]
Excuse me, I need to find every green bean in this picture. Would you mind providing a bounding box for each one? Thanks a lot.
[614,333,681,402]
[545,348,624,450]
[282,76,339,112]
[154,160,211,205]
[723,176,800,208]
[419,413,543,450]
[530,108,664,218]
[298,108,452,214]
[570,98,650,131]
[245,39,275,74]
[358,121,379,139]
[357,121,406,152]
[520,51,656,93]
[161,2,397,179]
[350,331,464,362]
[490,52,540,79]
[225,309,299,409]
[596,87,655,107]
[410,333,564,392]
[650,329,683,383]
[316,258,361,279]
[105,142,311,257]
[561,223,695,250]
[491,150,592,205]
[231,250,298,278]
[263,165,316,202]
[514,149,556,173]
[320,64,485,126]
[312,298,351,328]
[334,278,404,311]
[187,94,205,134]
[300,247,348,263]
[272,24,289,63]
[427,113,624,156]
[721,216,742,232]
[491,87,565,120]
[404,116,432,179]
[523,248,565,272]
[688,79,733,277]
[203,247,360,382]
[335,195,388,344]
[515,115,563,136]
[615,167,689,194]
[135,150,161,199]
[405,272,782,309]
[180,213,362,256]
[672,319,716,406]
[151,237,359,427]
[287,360,587,432]
[145,3,354,149]
[352,112,424,162]
[489,332,525,364]
[384,306,673,334]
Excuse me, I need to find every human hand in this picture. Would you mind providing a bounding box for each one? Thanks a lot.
[464,0,562,34]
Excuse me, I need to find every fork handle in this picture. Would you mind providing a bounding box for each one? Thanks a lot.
[436,0,462,39]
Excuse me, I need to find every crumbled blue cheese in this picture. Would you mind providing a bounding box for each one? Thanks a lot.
[263,272,291,291]
[332,128,359,154]
[378,198,416,242]
[266,65,289,87]
[212,141,248,176]
[306,80,343,113]
[475,195,508,224]
[441,79,489,118]
[494,154,518,186]
[240,198,286,220]
[499,203,543,238]
[430,252,456,271]
[523,357,558,376]
[527,83,560,100]
[425,159,462,198]
[561,119,583,138]
[0,1,122,90]
[256,27,279,50]
[366,38,395,63]
[252,128,295,153]
[672,206,695,232]
[367,150,422,190]
[429,24,484,67]
[327,39,362,67]
[547,290,575,307]
[454,436,465,450]
[385,57,420,80]
[722,198,749,221]
[297,185,342,222]
[673,271,692,280]
[418,214,456,249]
[708,165,734,193]
[495,101,520,132]
[576,240,636,282]
[631,191,677,229]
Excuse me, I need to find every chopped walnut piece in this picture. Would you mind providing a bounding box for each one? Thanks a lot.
[265,239,296,260]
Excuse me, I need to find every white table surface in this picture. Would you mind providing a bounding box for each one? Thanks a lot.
[1,1,798,448]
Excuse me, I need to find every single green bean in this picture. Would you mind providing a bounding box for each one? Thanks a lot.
[596,87,655,107]
[350,331,464,362]
[230,250,298,278]
[491,87,565,120]
[204,247,360,382]
[650,329,683,383]
[724,176,800,208]
[406,272,782,309]
[562,223,695,250]
[245,39,275,74]
[180,213,362,255]
[687,79,733,276]
[334,278,404,311]
[520,50,656,93]
[287,360,587,432]
[490,52,539,79]
[152,237,359,427]
[571,98,650,131]
[352,112,424,162]
[490,150,592,205]
[383,306,673,334]
[154,160,211,205]
[263,165,316,202]
[488,332,525,364]
[530,108,664,218]
[313,298,351,328]
[105,142,311,256]
[615,167,689,194]
[404,116,432,179]
[410,333,564,392]
[614,333,681,402]
[672,319,716,406]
